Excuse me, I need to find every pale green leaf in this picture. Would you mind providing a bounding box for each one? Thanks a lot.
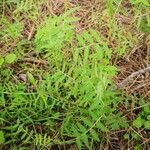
[89,28,101,43]
[5,53,17,64]
[96,121,108,132]
[83,30,94,44]
[144,121,150,129]
[76,138,82,149]
[27,72,36,85]
[76,122,87,133]
[81,134,89,148]
[90,129,99,141]
[83,47,89,65]
[0,57,4,67]
[81,117,93,127]
[0,131,5,144]
[77,34,85,46]
[133,116,144,128]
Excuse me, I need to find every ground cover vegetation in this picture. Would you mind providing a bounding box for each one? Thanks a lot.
[0,0,150,149]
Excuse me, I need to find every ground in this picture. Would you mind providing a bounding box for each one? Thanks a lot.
[0,0,150,150]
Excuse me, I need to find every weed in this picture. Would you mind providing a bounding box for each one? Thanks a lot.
[0,1,149,150]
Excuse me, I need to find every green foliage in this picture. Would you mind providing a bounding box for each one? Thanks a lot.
[133,103,150,130]
[5,53,17,64]
[0,53,17,68]
[55,29,128,149]
[133,116,145,128]
[0,131,5,144]
[0,18,23,39]
[0,1,149,149]
[0,17,128,149]
[139,17,150,33]
[34,133,51,147]
[34,8,78,53]
[0,58,4,67]
[129,0,150,33]
[130,0,150,6]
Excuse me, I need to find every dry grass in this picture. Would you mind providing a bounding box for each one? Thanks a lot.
[115,36,150,98]
[0,0,149,149]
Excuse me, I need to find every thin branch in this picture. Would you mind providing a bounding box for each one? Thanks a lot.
[117,67,150,88]
[20,58,48,65]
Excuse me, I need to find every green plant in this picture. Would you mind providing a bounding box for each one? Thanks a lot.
[0,131,5,144]
[0,10,129,149]
[0,18,23,40]
[0,53,17,68]
[133,104,150,130]
[129,0,150,33]
[34,8,79,65]
[0,1,149,149]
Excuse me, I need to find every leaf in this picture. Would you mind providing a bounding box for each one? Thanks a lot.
[123,133,129,140]
[130,0,150,6]
[82,30,94,44]
[89,100,100,110]
[83,47,89,65]
[81,134,89,148]
[133,116,145,128]
[144,106,150,114]
[0,131,5,144]
[140,18,150,33]
[77,34,85,46]
[71,126,80,137]
[27,72,36,85]
[0,57,4,67]
[5,53,17,64]
[89,28,101,43]
[23,130,33,144]
[144,121,150,129]
[73,48,79,64]
[131,132,140,140]
[96,121,108,132]
[90,129,99,141]
[134,145,143,150]
[76,122,87,133]
[81,117,93,127]
[76,138,82,150]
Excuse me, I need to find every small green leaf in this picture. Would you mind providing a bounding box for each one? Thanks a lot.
[144,121,150,129]
[140,18,150,33]
[130,0,150,6]
[96,121,108,132]
[89,28,101,43]
[90,129,99,141]
[147,115,150,120]
[71,126,80,137]
[76,138,82,150]
[133,116,144,128]
[144,106,150,114]
[82,30,94,44]
[134,144,143,150]
[5,53,17,64]
[123,133,129,140]
[27,72,36,85]
[81,134,89,148]
[77,34,85,46]
[81,117,93,127]
[76,122,87,133]
[0,57,4,67]
[0,131,5,144]
[131,132,140,140]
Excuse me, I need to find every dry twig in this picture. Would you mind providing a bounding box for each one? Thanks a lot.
[117,67,150,88]
[20,58,48,65]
